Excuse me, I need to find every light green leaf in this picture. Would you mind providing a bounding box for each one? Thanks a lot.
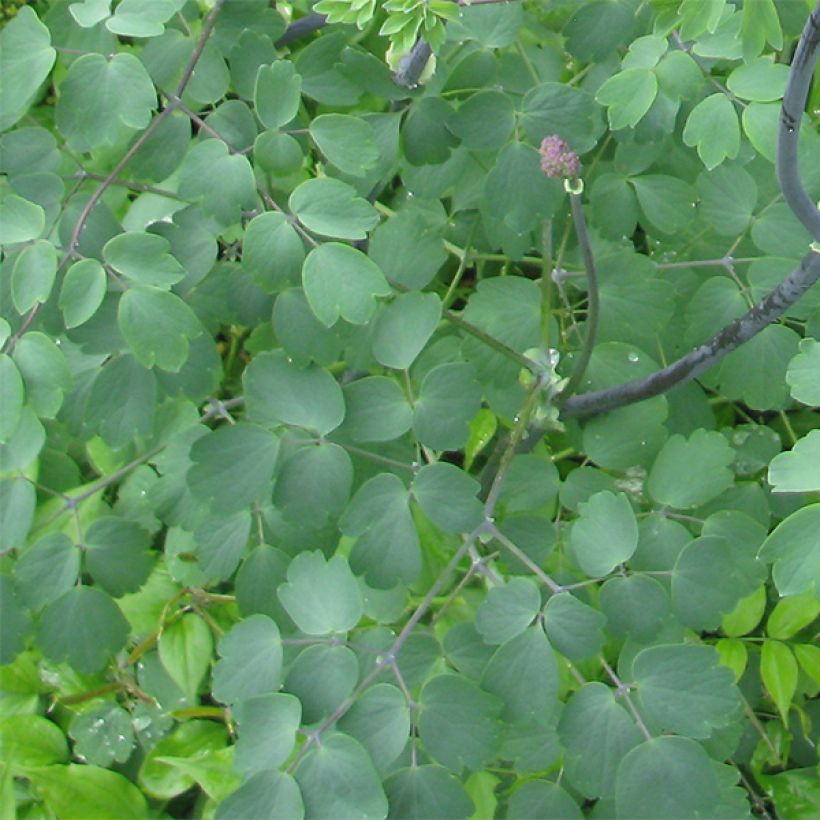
[37,586,130,674]
[0,7,56,131]
[385,766,474,820]
[302,242,391,326]
[217,770,304,820]
[295,734,387,819]
[648,430,734,508]
[212,615,283,705]
[56,53,156,150]
[615,736,721,818]
[188,422,279,513]
[255,61,302,129]
[103,231,186,288]
[418,674,502,772]
[683,93,740,169]
[412,462,483,534]
[234,694,301,775]
[107,0,184,38]
[243,350,345,435]
[633,644,741,738]
[290,178,379,240]
[413,362,482,451]
[558,683,643,799]
[372,292,441,370]
[194,510,251,582]
[727,57,788,102]
[59,258,107,328]
[767,590,820,640]
[0,714,69,770]
[0,193,45,245]
[243,212,304,293]
[596,68,658,130]
[27,764,148,819]
[278,551,363,635]
[768,430,820,493]
[480,626,559,723]
[786,338,820,406]
[740,0,782,61]
[570,490,638,577]
[721,585,767,638]
[758,504,820,597]
[340,376,413,443]
[563,0,635,62]
[118,286,202,372]
[760,640,797,724]
[11,239,57,313]
[474,579,540,645]
[310,113,379,176]
[158,613,213,701]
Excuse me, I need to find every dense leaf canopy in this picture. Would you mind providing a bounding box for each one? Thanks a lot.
[1,0,818,818]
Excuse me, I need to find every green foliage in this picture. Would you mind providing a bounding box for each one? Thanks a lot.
[1,1,818,818]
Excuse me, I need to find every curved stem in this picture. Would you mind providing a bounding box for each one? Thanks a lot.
[560,248,820,418]
[776,2,820,241]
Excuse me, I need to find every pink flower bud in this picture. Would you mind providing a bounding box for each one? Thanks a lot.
[539,135,581,179]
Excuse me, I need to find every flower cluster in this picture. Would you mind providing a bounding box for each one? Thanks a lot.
[539,135,581,179]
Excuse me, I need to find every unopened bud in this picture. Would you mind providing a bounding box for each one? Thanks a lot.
[539,135,581,179]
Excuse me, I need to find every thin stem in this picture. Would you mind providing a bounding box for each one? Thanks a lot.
[444,310,534,370]
[557,184,599,404]
[486,523,562,593]
[540,220,553,350]
[599,656,653,741]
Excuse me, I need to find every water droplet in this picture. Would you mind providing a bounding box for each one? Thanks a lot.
[407,191,414,198]
[627,352,639,362]
[139,489,146,496]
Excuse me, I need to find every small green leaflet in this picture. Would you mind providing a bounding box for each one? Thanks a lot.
[570,491,638,576]
[0,7,56,131]
[212,615,283,705]
[118,287,203,372]
[474,578,540,645]
[277,551,363,635]
[187,422,279,513]
[59,258,107,328]
[595,68,658,130]
[233,694,301,775]
[11,240,57,313]
[103,232,187,288]
[289,178,379,240]
[768,430,820,493]
[243,350,345,435]
[633,643,741,739]
[55,53,156,150]
[302,242,391,326]
[683,93,740,169]
[255,61,302,129]
[309,114,379,176]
